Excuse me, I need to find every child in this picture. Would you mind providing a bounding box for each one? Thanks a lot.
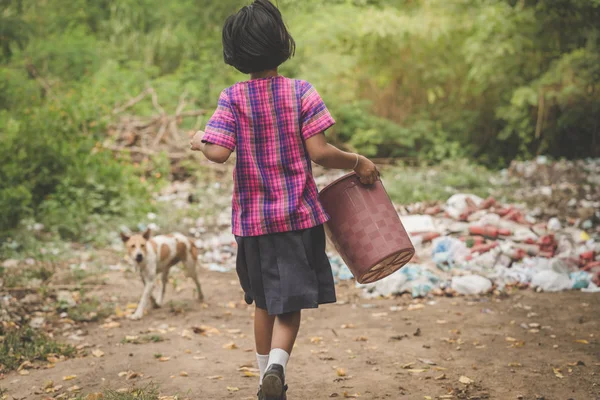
[190,1,378,398]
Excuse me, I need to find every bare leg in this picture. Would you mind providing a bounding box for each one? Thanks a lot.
[271,311,301,354]
[254,306,276,355]
[262,311,301,397]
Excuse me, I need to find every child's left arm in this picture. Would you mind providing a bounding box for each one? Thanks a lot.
[190,131,232,163]
[190,89,236,163]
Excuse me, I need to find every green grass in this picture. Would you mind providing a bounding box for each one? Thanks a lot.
[382,159,505,204]
[0,327,75,371]
[75,384,162,400]
[121,335,165,345]
[0,263,55,288]
[66,297,113,323]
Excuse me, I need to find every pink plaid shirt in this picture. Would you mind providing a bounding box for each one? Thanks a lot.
[202,76,335,237]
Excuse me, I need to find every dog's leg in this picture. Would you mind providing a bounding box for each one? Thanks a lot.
[185,259,204,302]
[130,274,155,320]
[140,270,159,309]
[156,269,169,307]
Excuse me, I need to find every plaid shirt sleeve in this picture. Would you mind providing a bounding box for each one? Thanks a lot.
[300,82,335,141]
[202,90,237,151]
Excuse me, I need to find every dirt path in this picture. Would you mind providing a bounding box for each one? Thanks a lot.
[2,263,599,400]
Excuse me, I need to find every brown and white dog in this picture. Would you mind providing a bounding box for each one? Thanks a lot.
[120,229,204,320]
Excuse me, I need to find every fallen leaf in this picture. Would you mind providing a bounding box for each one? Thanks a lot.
[226,387,240,392]
[18,370,30,376]
[401,362,415,369]
[181,330,193,340]
[425,396,433,400]
[343,392,360,398]
[126,371,141,380]
[418,358,436,365]
[574,339,589,344]
[459,376,473,384]
[336,368,346,377]
[47,356,59,364]
[243,370,259,377]
[407,369,426,373]
[101,321,120,329]
[407,304,424,311]
[158,357,170,362]
[505,337,517,342]
[227,329,241,334]
[553,367,564,379]
[434,373,446,380]
[92,349,105,358]
[508,363,522,367]
[354,336,368,342]
[436,320,447,324]
[207,375,223,380]
[114,306,125,318]
[180,371,189,377]
[310,336,323,344]
[63,375,77,381]
[372,312,388,318]
[118,371,128,378]
[68,385,82,392]
[193,356,207,360]
[222,342,238,350]
[341,324,355,329]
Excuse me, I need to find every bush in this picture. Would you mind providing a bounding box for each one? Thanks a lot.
[0,104,151,239]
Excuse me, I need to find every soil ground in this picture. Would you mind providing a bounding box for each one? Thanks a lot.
[2,264,599,400]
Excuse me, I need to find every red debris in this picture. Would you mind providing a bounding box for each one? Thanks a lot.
[537,234,557,258]
[424,205,442,215]
[470,242,498,254]
[469,225,511,239]
[582,260,600,272]
[479,197,496,210]
[421,232,441,243]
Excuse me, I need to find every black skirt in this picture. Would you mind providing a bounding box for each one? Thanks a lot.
[235,224,337,315]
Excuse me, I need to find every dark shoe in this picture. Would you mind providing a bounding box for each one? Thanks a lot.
[257,385,265,400]
[257,384,288,400]
[262,364,286,399]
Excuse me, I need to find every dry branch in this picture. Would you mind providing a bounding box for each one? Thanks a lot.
[106,88,207,163]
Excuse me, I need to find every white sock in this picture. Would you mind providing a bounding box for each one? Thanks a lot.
[256,353,269,384]
[267,348,290,374]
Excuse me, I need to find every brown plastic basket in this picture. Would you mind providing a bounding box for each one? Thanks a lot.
[319,173,415,284]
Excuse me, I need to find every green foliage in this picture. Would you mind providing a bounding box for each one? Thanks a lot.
[0,327,75,371]
[65,297,113,322]
[383,160,500,204]
[1,0,598,239]
[74,384,162,400]
[0,103,151,239]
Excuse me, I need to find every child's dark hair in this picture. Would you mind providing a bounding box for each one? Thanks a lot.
[222,0,296,74]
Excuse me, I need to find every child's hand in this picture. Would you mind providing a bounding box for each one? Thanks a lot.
[190,131,205,151]
[354,155,379,185]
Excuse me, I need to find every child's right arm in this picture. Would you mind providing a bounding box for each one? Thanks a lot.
[305,133,379,185]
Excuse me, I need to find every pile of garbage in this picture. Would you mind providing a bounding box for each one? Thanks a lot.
[356,191,600,298]
[505,156,600,221]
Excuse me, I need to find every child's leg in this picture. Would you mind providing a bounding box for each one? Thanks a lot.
[268,310,301,372]
[262,311,301,397]
[271,311,301,354]
[255,307,275,384]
